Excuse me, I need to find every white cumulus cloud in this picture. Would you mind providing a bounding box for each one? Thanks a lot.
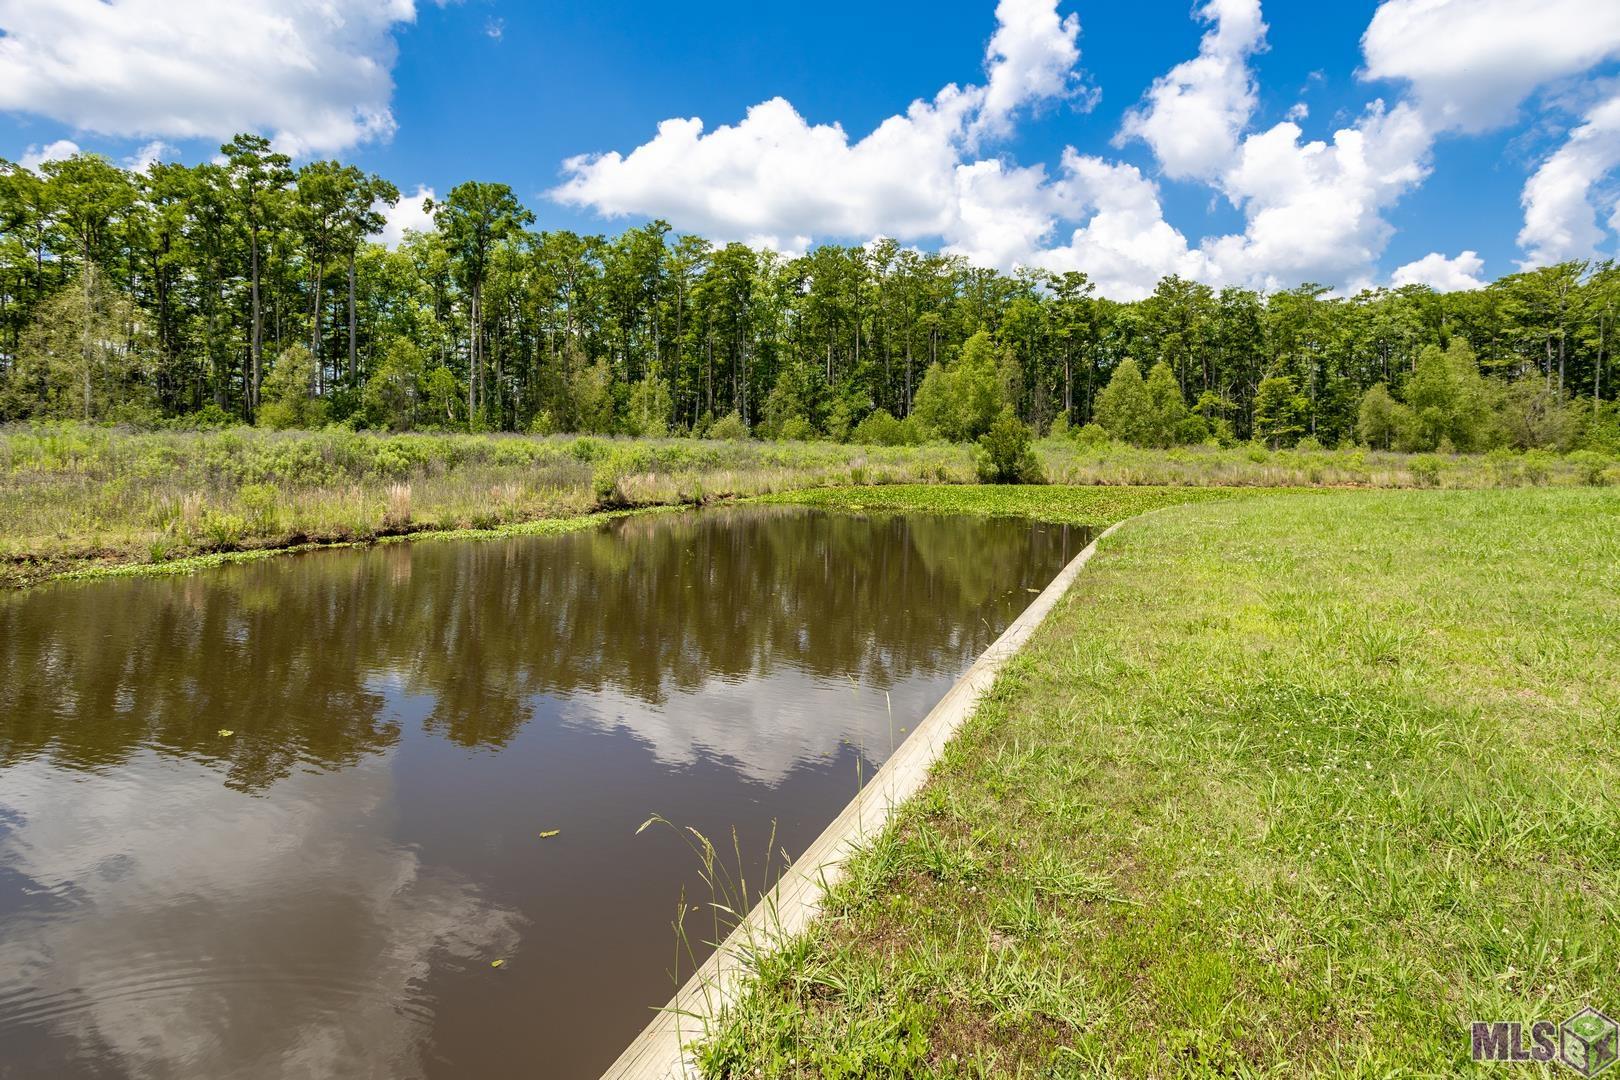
[553,91,975,247]
[552,1,1080,256]
[0,0,421,157]
[553,0,1620,297]
[378,185,437,248]
[972,0,1090,142]
[1518,92,1620,267]
[1391,250,1488,291]
[1118,0,1268,181]
[16,138,81,171]
[1362,0,1620,132]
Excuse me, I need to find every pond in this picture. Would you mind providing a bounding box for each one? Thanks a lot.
[0,506,1084,1078]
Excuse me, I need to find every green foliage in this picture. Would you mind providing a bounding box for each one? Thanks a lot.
[566,356,617,435]
[627,373,673,438]
[974,406,1045,484]
[423,367,461,427]
[1356,382,1411,451]
[362,338,427,431]
[1143,361,1189,447]
[1094,359,1153,444]
[1405,340,1498,451]
[1253,374,1306,448]
[824,382,871,443]
[1497,378,1578,450]
[257,345,327,430]
[760,360,822,438]
[4,268,150,421]
[909,330,1005,442]
[707,410,750,441]
[849,408,921,447]
[5,144,1620,454]
[777,417,818,441]
[1073,421,1111,448]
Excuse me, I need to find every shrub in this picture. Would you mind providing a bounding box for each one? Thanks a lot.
[362,338,427,432]
[1073,422,1110,448]
[778,416,818,441]
[1173,414,1211,445]
[849,409,919,447]
[1566,449,1611,486]
[1094,359,1152,444]
[707,411,750,441]
[627,375,673,438]
[1253,374,1306,448]
[910,331,1004,442]
[258,345,327,431]
[237,482,281,531]
[974,406,1044,484]
[1410,454,1442,487]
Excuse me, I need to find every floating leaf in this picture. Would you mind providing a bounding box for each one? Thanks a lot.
[538,829,560,839]
[490,959,504,968]
[217,729,234,737]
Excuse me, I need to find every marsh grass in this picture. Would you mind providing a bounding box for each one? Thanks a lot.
[1,424,1614,587]
[696,488,1620,1077]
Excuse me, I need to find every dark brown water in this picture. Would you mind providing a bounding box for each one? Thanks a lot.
[0,506,1082,1079]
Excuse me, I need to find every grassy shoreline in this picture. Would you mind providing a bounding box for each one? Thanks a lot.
[3,425,1614,588]
[696,487,1620,1077]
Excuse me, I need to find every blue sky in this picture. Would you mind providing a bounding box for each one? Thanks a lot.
[3,0,1619,298]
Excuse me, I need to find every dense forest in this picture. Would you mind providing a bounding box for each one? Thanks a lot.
[2,138,1617,452]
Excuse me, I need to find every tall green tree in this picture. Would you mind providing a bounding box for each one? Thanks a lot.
[223,135,292,415]
[430,182,534,423]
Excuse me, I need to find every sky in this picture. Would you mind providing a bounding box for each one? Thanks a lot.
[2,0,1619,300]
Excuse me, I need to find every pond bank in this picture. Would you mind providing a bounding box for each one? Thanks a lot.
[689,487,1620,1077]
[603,512,1145,1080]
[5,425,1610,587]
[3,478,1250,590]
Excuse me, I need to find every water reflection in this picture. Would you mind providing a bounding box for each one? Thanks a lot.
[0,506,1080,1077]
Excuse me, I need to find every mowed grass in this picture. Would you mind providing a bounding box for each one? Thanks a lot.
[756,483,1262,528]
[698,488,1620,1078]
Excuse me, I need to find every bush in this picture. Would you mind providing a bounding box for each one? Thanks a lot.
[974,406,1044,484]
[849,409,920,447]
[707,411,750,441]
[910,331,1005,442]
[627,375,673,438]
[258,345,327,431]
[778,416,818,441]
[182,403,236,430]
[1566,449,1611,486]
[1173,414,1211,445]
[1073,422,1110,448]
[1410,454,1442,486]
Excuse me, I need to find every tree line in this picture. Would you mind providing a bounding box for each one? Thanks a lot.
[2,138,1617,451]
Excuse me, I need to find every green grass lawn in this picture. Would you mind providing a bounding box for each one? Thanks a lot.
[754,483,1256,527]
[699,488,1620,1077]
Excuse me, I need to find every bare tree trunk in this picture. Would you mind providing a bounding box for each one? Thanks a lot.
[81,264,94,421]
[468,282,481,423]
[249,229,262,415]
[347,249,358,381]
[309,257,323,396]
